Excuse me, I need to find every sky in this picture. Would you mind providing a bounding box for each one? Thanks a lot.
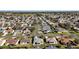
[0,0,78,11]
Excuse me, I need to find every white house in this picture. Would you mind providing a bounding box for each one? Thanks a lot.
[33,36,44,45]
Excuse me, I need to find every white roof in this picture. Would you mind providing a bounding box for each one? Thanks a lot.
[0,40,6,46]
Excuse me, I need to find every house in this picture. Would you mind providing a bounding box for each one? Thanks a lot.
[2,27,14,36]
[6,39,19,46]
[33,36,44,45]
[73,27,79,32]
[58,18,66,23]
[5,22,11,26]
[13,30,22,37]
[23,28,31,36]
[42,22,52,33]
[0,20,4,27]
[56,34,68,39]
[45,36,58,44]
[20,39,31,45]
[56,35,62,39]
[58,36,71,45]
[0,38,6,46]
